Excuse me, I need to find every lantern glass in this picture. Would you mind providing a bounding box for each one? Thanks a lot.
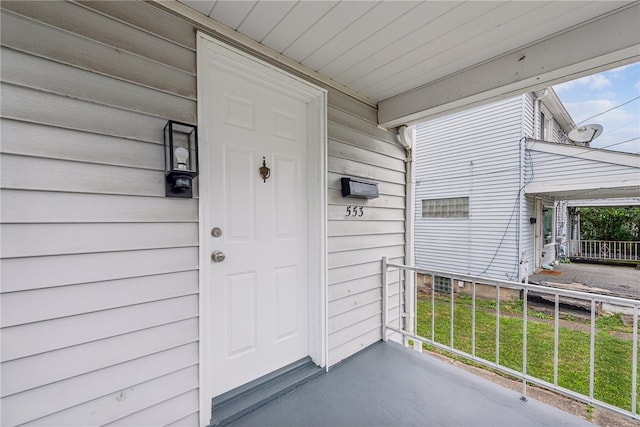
[164,121,197,174]
[163,120,199,198]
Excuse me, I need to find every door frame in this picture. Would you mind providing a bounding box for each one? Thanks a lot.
[196,32,327,426]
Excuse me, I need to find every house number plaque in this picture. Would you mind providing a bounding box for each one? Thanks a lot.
[346,206,364,217]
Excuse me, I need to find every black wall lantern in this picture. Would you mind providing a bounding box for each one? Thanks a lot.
[164,120,198,198]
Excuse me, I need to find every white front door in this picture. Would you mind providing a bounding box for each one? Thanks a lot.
[197,34,327,408]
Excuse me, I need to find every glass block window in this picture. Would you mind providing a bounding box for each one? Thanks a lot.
[434,276,452,293]
[422,197,469,218]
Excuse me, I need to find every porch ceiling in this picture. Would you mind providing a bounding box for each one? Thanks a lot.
[526,185,640,202]
[174,1,640,127]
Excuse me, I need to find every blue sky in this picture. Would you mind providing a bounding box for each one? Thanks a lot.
[553,62,640,154]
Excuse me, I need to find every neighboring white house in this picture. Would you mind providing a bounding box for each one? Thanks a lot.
[1,2,638,426]
[414,88,640,282]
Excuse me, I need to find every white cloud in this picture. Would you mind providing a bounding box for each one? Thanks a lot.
[588,74,611,90]
[554,74,610,93]
[606,63,636,75]
[552,63,639,153]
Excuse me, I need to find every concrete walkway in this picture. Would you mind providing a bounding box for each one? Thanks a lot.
[528,262,639,299]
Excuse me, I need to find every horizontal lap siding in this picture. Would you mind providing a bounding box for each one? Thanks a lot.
[0,2,199,425]
[415,97,523,280]
[327,103,405,365]
[528,150,640,181]
[1,1,407,424]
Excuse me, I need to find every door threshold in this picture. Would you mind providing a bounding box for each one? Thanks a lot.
[209,357,323,426]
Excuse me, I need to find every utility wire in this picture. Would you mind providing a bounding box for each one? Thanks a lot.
[522,135,640,172]
[414,135,640,187]
[598,136,640,150]
[576,95,640,125]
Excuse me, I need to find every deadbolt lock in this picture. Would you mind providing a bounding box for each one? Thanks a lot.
[211,227,222,238]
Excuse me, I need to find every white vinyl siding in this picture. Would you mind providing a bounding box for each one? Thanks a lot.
[527,149,640,182]
[0,1,405,424]
[415,96,523,280]
[0,2,200,425]
[326,95,405,365]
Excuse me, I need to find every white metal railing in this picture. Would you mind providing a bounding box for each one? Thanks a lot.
[569,240,640,261]
[381,257,640,421]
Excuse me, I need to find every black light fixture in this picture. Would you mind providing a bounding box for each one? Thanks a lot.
[164,120,198,198]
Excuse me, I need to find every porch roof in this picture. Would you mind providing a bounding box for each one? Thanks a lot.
[524,141,640,200]
[161,1,639,128]
[226,341,592,427]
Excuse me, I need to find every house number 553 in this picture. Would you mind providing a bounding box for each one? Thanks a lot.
[346,206,364,217]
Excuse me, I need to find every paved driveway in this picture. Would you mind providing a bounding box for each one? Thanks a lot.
[529,262,639,299]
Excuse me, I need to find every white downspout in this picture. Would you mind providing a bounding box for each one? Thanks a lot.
[397,125,418,350]
[533,96,541,140]
[533,89,548,140]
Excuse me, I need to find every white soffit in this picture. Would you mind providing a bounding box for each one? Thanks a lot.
[175,1,640,126]
[524,174,640,201]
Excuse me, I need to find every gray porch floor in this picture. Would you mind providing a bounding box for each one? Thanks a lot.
[228,341,592,427]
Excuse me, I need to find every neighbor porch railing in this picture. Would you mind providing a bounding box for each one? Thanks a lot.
[569,240,640,261]
[382,257,640,421]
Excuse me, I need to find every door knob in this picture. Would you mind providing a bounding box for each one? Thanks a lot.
[211,250,226,262]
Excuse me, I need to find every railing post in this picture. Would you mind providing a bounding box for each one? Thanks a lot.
[521,288,528,402]
[553,293,559,387]
[431,273,435,343]
[411,269,421,352]
[472,281,476,358]
[382,256,388,342]
[589,299,596,401]
[450,274,454,349]
[496,286,500,365]
[632,304,638,415]
[399,268,403,344]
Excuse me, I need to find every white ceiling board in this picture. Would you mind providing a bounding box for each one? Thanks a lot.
[350,1,532,93]
[378,4,640,127]
[209,0,257,30]
[334,2,500,87]
[261,1,337,54]
[237,1,297,43]
[369,1,555,100]
[173,0,639,125]
[282,1,378,63]
[528,188,640,201]
[301,1,419,72]
[373,1,635,103]
[525,172,640,201]
[316,1,457,79]
[179,0,215,16]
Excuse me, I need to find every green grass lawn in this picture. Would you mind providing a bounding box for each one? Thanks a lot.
[416,294,639,414]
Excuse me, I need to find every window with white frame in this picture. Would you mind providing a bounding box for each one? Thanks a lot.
[540,108,553,141]
[543,206,554,245]
[422,197,469,218]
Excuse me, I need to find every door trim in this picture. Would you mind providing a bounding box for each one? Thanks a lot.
[196,32,327,426]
